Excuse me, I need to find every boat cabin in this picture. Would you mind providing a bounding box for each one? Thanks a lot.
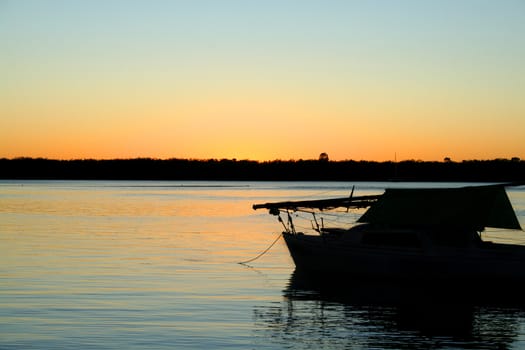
[320,223,484,250]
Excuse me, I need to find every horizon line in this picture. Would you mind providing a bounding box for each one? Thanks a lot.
[2,156,523,163]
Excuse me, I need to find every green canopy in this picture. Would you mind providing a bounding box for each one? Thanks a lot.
[358,185,522,230]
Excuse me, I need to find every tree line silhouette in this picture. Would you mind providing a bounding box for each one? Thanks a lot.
[1,157,524,182]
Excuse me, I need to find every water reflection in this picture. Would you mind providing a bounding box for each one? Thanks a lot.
[253,270,525,349]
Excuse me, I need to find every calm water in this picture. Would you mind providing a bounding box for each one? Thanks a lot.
[1,180,525,349]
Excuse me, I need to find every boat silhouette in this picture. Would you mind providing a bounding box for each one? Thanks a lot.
[253,185,525,290]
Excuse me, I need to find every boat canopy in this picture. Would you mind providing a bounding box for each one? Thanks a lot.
[358,185,522,230]
[252,194,380,211]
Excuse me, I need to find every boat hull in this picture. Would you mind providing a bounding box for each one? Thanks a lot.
[283,232,525,287]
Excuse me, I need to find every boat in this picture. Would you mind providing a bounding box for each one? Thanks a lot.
[253,185,525,289]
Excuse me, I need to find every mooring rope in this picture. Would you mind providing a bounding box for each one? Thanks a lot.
[238,232,283,265]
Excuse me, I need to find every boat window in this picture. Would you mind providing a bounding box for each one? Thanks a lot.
[361,231,421,248]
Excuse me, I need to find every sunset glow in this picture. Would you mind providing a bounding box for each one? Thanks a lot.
[2,1,524,161]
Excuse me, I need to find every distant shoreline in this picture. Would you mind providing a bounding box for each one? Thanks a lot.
[1,157,524,182]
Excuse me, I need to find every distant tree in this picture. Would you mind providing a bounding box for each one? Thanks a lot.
[444,157,452,163]
[319,152,329,162]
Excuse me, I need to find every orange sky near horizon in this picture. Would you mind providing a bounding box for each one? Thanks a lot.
[2,1,524,162]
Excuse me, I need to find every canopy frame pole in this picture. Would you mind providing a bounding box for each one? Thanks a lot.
[312,212,320,232]
[277,213,289,233]
[286,210,296,234]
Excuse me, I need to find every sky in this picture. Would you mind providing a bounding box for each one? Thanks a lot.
[1,0,524,161]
